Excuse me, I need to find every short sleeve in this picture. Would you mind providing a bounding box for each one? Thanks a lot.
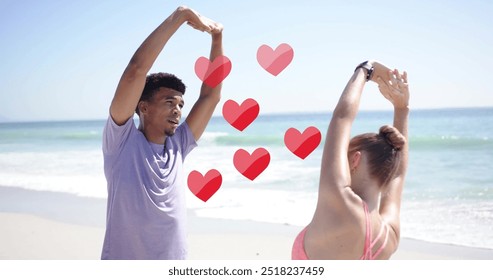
[175,121,197,159]
[102,116,136,155]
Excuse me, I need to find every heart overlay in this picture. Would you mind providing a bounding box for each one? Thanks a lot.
[194,55,232,88]
[233,148,270,181]
[256,43,294,76]
[222,98,260,131]
[284,126,322,159]
[187,169,222,202]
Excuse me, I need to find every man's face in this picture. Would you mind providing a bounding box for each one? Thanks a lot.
[142,87,184,137]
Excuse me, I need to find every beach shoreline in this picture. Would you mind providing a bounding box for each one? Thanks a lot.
[1,186,492,260]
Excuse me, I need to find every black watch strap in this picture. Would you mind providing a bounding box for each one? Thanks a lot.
[354,61,374,82]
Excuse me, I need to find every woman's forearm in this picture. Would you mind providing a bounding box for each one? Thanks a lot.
[393,106,409,176]
[332,68,367,121]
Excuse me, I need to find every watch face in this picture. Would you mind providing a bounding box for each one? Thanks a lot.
[355,61,369,72]
[355,62,374,81]
[367,68,374,81]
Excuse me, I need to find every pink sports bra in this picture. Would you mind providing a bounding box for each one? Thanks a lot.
[292,201,390,260]
[360,201,390,260]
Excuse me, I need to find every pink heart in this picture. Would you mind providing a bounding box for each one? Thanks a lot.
[256,43,294,76]
[284,126,322,159]
[233,148,270,181]
[222,98,260,131]
[194,55,232,88]
[187,169,222,202]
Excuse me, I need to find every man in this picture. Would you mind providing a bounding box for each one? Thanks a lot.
[101,6,224,260]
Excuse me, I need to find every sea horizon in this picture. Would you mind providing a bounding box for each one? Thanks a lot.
[1,106,493,124]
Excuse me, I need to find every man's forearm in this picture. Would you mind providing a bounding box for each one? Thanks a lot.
[185,32,223,141]
[210,33,223,61]
[199,33,224,97]
[128,8,188,75]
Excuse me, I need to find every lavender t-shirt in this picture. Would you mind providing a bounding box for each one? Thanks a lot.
[101,117,197,260]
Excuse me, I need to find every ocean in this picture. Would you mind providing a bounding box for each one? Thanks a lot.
[1,107,492,249]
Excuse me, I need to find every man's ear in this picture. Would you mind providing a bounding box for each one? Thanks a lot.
[138,101,147,115]
[350,151,362,170]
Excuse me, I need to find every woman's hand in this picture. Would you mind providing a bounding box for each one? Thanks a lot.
[376,69,410,109]
[369,61,392,82]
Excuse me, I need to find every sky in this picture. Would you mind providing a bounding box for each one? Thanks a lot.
[0,0,492,122]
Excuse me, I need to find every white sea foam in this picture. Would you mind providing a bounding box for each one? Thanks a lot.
[187,186,316,227]
[0,150,107,198]
[401,200,493,249]
[3,143,492,249]
[197,131,229,144]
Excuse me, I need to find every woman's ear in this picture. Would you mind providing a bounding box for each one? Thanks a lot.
[350,151,362,171]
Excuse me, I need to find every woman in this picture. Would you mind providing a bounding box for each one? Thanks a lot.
[292,61,410,260]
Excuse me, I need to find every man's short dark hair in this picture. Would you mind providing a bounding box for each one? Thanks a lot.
[135,72,186,115]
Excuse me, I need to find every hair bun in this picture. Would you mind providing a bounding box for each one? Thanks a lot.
[379,125,406,150]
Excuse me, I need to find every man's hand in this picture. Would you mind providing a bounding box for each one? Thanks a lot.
[376,69,410,109]
[176,6,223,34]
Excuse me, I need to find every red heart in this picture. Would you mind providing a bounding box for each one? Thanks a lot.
[187,169,222,202]
[194,55,232,88]
[284,126,322,159]
[256,43,294,76]
[222,98,260,131]
[233,148,270,181]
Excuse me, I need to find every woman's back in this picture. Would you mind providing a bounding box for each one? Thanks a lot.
[294,193,395,260]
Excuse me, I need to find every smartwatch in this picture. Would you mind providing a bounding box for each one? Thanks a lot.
[354,61,374,82]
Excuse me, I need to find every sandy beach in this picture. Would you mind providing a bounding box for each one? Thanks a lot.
[1,186,492,260]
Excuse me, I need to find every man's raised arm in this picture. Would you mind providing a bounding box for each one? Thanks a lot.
[110,6,215,125]
[185,23,224,141]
